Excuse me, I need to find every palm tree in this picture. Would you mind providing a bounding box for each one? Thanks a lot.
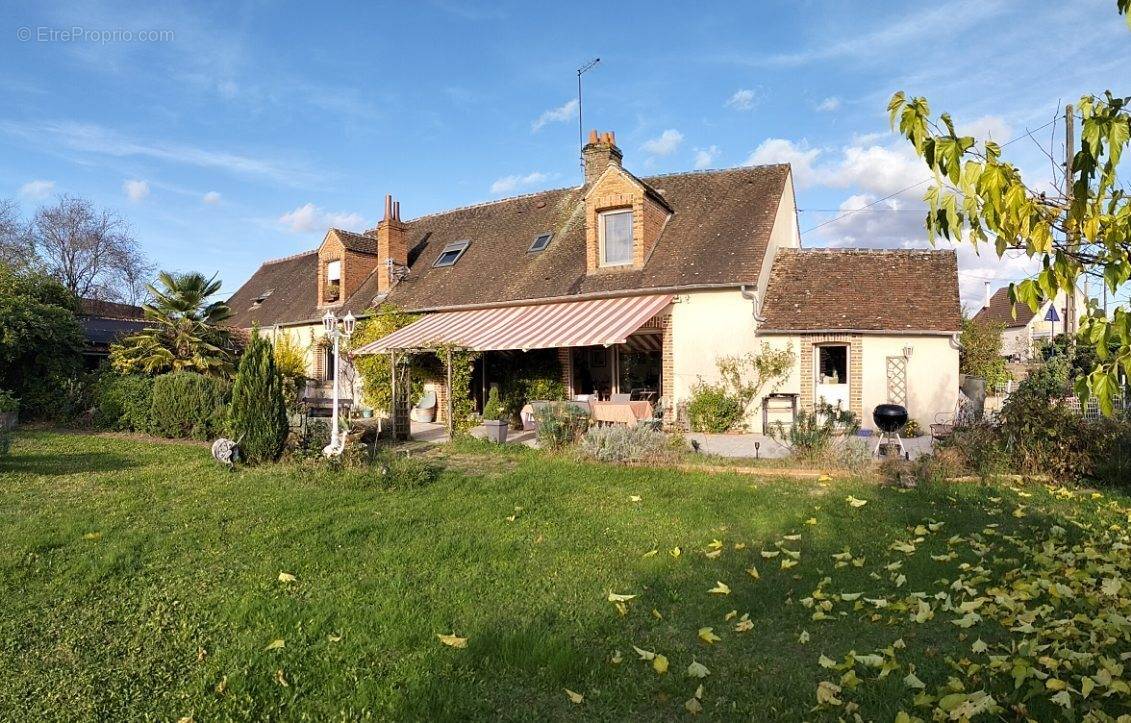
[110,272,237,376]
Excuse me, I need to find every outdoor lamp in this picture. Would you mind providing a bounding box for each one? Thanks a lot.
[322,310,336,333]
[902,344,914,360]
[343,311,356,336]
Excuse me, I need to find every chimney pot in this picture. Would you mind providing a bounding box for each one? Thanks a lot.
[384,194,393,221]
[582,129,623,185]
[394,201,400,221]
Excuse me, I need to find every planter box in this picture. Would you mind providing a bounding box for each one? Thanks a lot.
[483,419,509,444]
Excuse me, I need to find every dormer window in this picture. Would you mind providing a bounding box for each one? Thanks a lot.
[529,232,553,253]
[599,210,633,267]
[434,240,470,268]
[324,260,341,302]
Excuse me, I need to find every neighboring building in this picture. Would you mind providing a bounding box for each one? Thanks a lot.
[973,285,1087,361]
[78,299,147,369]
[228,130,961,432]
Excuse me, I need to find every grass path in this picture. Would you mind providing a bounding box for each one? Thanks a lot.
[0,432,1127,721]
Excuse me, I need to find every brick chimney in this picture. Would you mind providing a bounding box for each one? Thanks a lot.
[376,193,407,295]
[583,130,623,186]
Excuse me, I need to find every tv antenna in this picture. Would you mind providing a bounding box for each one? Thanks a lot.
[577,57,600,166]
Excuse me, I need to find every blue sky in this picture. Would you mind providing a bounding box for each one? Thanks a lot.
[2,0,1130,309]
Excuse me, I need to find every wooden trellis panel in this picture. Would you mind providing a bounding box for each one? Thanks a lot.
[886,356,907,406]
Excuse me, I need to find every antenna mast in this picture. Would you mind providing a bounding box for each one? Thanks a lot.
[577,57,600,166]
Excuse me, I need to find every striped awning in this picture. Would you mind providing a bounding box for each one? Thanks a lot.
[353,294,672,354]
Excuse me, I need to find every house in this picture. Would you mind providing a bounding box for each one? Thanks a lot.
[973,285,1087,361]
[227,130,960,433]
[78,298,147,369]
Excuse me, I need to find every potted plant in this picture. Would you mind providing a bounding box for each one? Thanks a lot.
[0,390,18,431]
[481,387,508,443]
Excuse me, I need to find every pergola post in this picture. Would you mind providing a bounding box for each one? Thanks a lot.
[389,350,397,442]
[446,348,454,439]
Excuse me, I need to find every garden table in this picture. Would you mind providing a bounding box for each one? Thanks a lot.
[590,400,653,426]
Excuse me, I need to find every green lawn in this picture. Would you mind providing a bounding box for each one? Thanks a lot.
[1,432,1128,721]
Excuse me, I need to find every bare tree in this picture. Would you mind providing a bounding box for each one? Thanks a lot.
[0,199,33,271]
[29,195,154,302]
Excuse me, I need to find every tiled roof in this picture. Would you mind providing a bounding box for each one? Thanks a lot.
[79,298,144,319]
[758,249,961,333]
[228,164,791,327]
[332,228,378,255]
[972,286,1037,328]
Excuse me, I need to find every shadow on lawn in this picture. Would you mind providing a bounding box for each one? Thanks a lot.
[0,451,136,476]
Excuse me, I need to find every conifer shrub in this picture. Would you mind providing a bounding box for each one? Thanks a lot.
[228,332,288,464]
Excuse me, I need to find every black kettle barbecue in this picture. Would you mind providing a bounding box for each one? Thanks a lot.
[872,404,908,457]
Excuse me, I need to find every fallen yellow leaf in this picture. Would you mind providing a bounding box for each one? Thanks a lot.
[277,572,297,584]
[652,654,669,674]
[698,627,721,644]
[264,639,285,651]
[437,633,468,649]
[565,688,584,704]
[708,581,731,595]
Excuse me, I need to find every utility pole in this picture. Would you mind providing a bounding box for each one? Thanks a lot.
[1064,104,1077,344]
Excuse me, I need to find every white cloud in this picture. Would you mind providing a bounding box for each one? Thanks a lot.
[123,179,150,202]
[725,89,759,111]
[816,96,841,112]
[824,144,926,196]
[18,179,54,200]
[531,99,577,132]
[745,137,928,195]
[490,171,549,194]
[958,114,1012,143]
[745,138,823,186]
[693,145,721,170]
[217,80,239,99]
[278,203,364,233]
[202,191,221,204]
[0,119,322,187]
[641,129,684,157]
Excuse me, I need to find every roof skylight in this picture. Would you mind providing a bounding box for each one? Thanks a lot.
[529,232,553,253]
[434,240,470,268]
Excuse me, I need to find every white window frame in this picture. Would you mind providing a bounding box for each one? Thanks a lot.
[598,209,634,267]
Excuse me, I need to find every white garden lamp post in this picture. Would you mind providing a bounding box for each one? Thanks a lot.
[321,310,356,456]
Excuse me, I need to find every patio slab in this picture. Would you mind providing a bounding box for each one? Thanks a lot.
[686,432,934,461]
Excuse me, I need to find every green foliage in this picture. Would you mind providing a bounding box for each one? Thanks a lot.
[481,387,504,422]
[769,401,860,461]
[578,424,671,463]
[534,402,590,449]
[433,345,480,434]
[272,332,309,411]
[492,349,565,421]
[959,318,1010,389]
[901,418,922,438]
[228,332,288,464]
[687,344,795,432]
[715,343,795,410]
[149,372,230,440]
[0,390,18,414]
[111,271,235,377]
[0,264,83,419]
[687,382,744,433]
[349,304,421,414]
[91,373,154,432]
[888,88,1131,414]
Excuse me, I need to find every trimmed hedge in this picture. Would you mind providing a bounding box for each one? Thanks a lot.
[149,372,230,440]
[92,373,155,432]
